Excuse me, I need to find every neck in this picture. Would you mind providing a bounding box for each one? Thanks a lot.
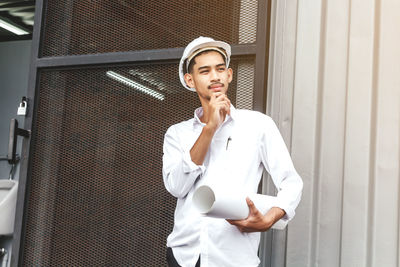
[199,98,209,123]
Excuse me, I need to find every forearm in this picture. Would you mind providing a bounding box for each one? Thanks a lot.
[166,124,216,197]
[163,159,203,198]
[190,125,216,165]
[163,127,207,198]
[262,207,286,230]
[260,117,303,220]
[165,126,216,198]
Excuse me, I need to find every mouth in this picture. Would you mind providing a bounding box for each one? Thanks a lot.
[208,83,224,92]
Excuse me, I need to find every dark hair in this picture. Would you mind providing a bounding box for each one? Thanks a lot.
[185,50,227,74]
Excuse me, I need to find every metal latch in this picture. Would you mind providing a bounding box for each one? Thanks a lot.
[8,119,30,164]
[17,96,27,116]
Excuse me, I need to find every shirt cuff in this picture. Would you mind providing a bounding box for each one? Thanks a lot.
[181,150,206,174]
[275,203,295,221]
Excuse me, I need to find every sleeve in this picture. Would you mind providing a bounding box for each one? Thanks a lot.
[259,117,303,221]
[162,125,206,199]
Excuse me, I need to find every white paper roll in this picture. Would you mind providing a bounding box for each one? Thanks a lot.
[192,185,288,230]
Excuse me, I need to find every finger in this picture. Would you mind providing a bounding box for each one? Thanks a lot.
[210,92,219,101]
[225,101,231,115]
[213,92,224,99]
[219,99,230,116]
[220,94,230,102]
[226,219,244,226]
[246,197,258,214]
[214,98,229,110]
[215,92,230,101]
[217,101,229,110]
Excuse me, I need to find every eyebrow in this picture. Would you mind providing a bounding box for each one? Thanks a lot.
[197,63,226,71]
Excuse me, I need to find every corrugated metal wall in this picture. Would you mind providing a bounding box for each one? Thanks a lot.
[267,0,400,266]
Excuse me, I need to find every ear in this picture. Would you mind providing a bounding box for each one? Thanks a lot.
[184,73,195,88]
[227,68,233,84]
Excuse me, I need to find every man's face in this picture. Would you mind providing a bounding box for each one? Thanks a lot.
[184,51,233,102]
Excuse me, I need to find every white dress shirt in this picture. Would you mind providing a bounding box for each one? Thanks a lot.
[163,106,303,267]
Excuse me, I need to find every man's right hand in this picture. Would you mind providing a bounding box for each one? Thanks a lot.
[189,93,231,165]
[206,92,231,131]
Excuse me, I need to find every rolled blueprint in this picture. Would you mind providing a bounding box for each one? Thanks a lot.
[192,185,288,230]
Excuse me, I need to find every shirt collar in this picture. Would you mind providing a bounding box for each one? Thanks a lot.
[193,105,236,126]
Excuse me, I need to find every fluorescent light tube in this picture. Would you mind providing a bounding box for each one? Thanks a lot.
[0,19,29,35]
[106,71,165,101]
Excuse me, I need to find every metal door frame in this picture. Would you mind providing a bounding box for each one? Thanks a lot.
[11,0,272,266]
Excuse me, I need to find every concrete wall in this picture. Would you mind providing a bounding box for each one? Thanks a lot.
[0,40,31,267]
[267,0,400,266]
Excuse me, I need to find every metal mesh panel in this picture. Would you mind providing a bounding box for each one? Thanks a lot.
[22,58,254,266]
[40,0,258,57]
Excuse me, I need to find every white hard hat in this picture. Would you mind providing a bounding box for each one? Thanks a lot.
[179,36,231,91]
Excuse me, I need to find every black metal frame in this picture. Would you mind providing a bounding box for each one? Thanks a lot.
[0,34,32,42]
[10,0,43,265]
[11,0,271,266]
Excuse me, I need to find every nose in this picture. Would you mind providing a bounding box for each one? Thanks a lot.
[210,68,220,81]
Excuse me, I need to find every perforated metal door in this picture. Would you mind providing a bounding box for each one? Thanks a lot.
[22,59,254,266]
[14,0,268,266]
[40,0,257,57]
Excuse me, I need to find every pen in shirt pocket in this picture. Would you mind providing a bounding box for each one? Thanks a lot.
[226,136,232,150]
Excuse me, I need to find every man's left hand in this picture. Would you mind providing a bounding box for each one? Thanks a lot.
[227,197,285,233]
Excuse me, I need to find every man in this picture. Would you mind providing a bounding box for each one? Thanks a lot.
[163,37,303,267]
